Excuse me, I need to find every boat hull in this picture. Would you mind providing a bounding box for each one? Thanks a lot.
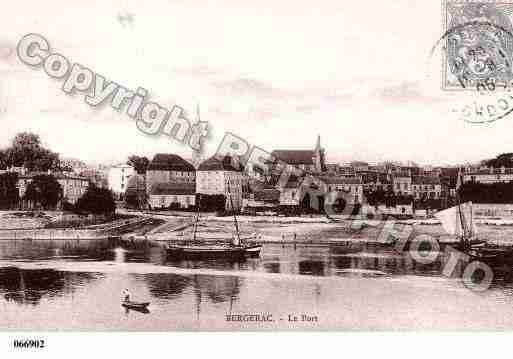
[166,244,262,260]
[122,301,150,310]
[468,247,513,266]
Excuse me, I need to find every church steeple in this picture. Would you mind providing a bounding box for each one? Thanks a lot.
[313,134,326,173]
[315,134,321,152]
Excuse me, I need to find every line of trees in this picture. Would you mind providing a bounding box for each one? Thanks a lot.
[0,173,20,209]
[0,172,115,214]
[482,153,513,168]
[460,181,513,203]
[0,132,116,215]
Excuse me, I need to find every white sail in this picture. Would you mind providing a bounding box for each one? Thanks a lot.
[435,201,477,237]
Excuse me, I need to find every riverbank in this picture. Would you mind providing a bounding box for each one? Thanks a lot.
[0,216,159,240]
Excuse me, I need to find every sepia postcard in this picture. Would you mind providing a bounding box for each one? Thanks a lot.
[6,1,513,345]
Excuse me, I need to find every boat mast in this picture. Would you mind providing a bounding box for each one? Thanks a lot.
[192,104,202,242]
[227,182,241,244]
[456,171,468,248]
[193,195,201,241]
[469,201,473,238]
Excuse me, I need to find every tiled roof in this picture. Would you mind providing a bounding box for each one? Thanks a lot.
[197,156,242,172]
[271,150,315,165]
[148,154,195,172]
[149,182,195,196]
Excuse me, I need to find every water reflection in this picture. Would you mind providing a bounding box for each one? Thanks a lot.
[145,274,191,300]
[144,272,242,305]
[0,267,100,305]
[1,238,513,329]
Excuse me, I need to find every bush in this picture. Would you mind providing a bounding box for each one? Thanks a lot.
[168,202,181,210]
[75,186,116,214]
[197,194,226,212]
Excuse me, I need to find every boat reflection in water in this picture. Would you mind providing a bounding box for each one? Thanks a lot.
[0,238,115,262]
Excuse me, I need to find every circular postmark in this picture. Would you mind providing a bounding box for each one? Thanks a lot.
[429,2,513,124]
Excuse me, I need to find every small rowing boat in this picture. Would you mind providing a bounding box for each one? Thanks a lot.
[122,301,150,310]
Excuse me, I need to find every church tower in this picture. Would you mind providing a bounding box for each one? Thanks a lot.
[313,134,326,173]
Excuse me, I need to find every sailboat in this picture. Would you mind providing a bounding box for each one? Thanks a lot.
[435,173,513,266]
[166,188,262,260]
[435,201,486,252]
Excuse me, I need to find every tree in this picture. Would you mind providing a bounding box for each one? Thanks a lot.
[4,132,60,171]
[0,172,19,209]
[24,174,62,209]
[483,153,513,168]
[460,181,513,203]
[75,186,116,214]
[127,155,149,174]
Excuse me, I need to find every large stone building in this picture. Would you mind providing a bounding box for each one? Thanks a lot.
[146,154,196,194]
[412,176,442,200]
[16,172,89,205]
[392,172,412,196]
[321,176,363,204]
[196,156,244,210]
[271,135,326,173]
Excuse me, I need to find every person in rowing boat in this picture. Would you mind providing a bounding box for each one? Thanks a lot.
[231,234,240,247]
[123,288,131,303]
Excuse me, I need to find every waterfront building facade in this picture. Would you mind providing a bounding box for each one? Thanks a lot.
[17,172,89,204]
[412,176,442,200]
[463,167,513,184]
[392,172,412,196]
[148,183,196,209]
[196,156,244,210]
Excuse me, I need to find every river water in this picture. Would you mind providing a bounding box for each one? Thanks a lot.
[2,237,513,330]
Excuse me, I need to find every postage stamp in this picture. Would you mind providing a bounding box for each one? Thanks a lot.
[442,0,513,91]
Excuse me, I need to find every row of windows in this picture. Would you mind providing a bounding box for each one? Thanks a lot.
[154,195,194,204]
[412,185,438,190]
[170,171,194,177]
[395,183,410,190]
[414,192,439,199]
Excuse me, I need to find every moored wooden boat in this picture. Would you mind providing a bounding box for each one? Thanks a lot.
[166,243,262,259]
[165,186,262,261]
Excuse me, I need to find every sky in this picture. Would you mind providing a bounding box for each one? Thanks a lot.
[0,0,512,167]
